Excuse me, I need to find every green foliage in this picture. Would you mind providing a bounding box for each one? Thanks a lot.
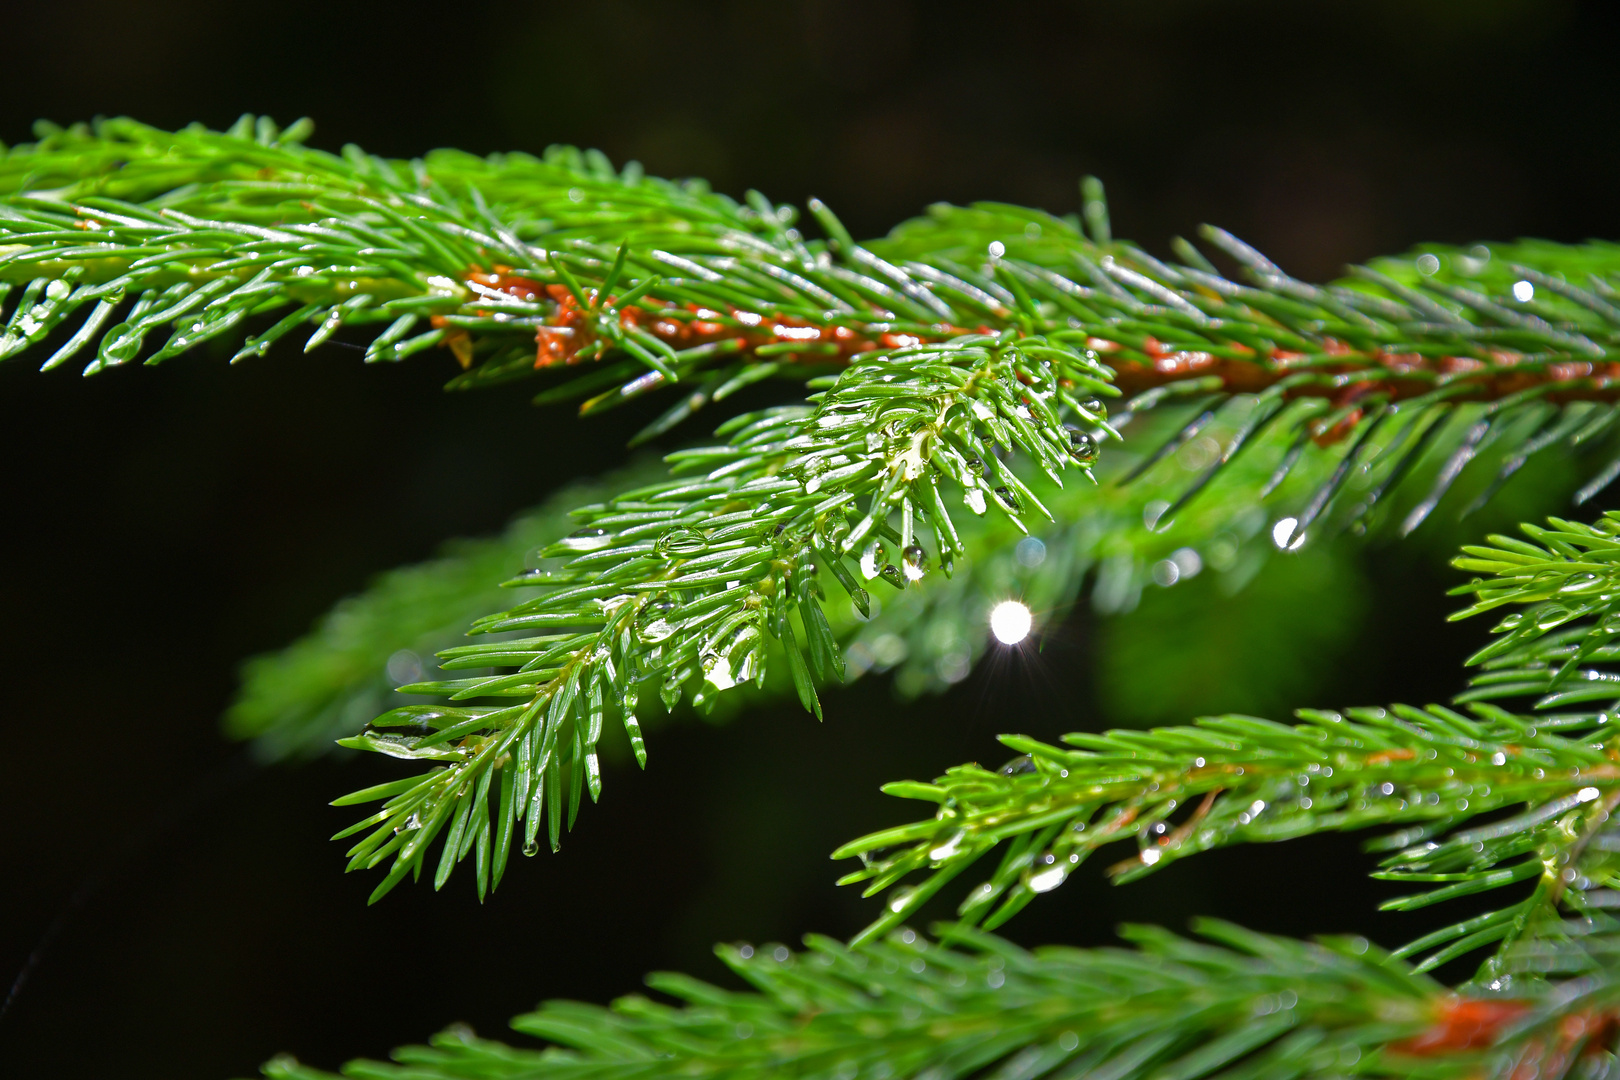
[15,118,1620,1077]
[261,922,1450,1080]
[833,508,1620,987]
[833,702,1618,955]
[1452,511,1620,714]
[332,332,1108,901]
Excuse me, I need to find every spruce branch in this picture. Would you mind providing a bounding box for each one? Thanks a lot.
[8,119,1620,473]
[833,704,1620,962]
[1452,511,1620,713]
[332,332,1108,901]
[257,920,1620,1080]
[260,922,1464,1080]
[838,512,1620,979]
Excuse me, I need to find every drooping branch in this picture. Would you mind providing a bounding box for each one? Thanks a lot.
[332,331,1109,900]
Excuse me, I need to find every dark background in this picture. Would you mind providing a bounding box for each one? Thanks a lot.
[1,1,1618,1076]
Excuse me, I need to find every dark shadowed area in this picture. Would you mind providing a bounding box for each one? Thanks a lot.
[2,2,1618,1077]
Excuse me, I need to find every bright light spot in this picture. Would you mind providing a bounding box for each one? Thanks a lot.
[990,600,1033,645]
[1171,547,1202,579]
[988,240,1006,258]
[1415,253,1440,276]
[1152,559,1180,587]
[1015,536,1047,567]
[1513,279,1535,302]
[1140,847,1162,866]
[1272,517,1299,548]
[1578,786,1601,803]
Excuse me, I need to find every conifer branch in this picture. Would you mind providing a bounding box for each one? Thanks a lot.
[8,119,1620,465]
[258,921,1620,1080]
[1452,511,1620,713]
[838,511,1620,981]
[331,332,1107,901]
[833,704,1620,959]
[259,922,1457,1080]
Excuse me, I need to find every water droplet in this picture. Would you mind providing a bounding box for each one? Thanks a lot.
[964,455,984,477]
[1077,397,1106,419]
[879,563,905,589]
[735,647,763,685]
[655,527,707,557]
[929,829,966,861]
[636,595,678,642]
[559,526,612,551]
[638,618,676,643]
[1537,604,1572,630]
[1561,572,1604,594]
[1064,425,1099,464]
[993,487,1021,513]
[522,840,538,856]
[702,650,736,691]
[850,586,871,618]
[1499,613,1525,630]
[860,540,886,580]
[999,755,1037,776]
[1027,863,1068,893]
[963,487,987,515]
[660,674,682,711]
[901,544,926,582]
[887,886,919,913]
[404,812,422,830]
